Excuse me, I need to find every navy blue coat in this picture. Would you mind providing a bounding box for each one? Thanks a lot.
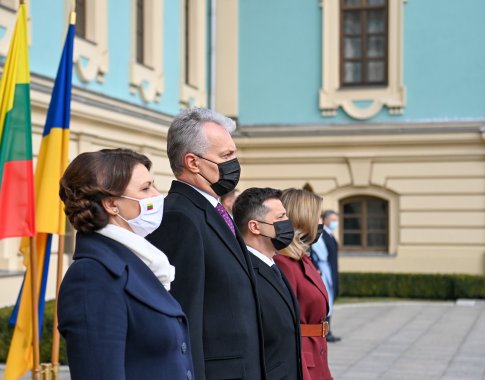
[147,181,266,380]
[58,232,194,380]
[321,230,339,298]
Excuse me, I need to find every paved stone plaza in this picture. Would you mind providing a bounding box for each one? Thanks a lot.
[328,300,485,379]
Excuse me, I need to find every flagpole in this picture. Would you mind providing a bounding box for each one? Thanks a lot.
[22,0,37,362]
[50,235,65,371]
[50,9,76,377]
[29,236,41,380]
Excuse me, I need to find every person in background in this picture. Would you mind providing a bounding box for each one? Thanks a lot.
[147,108,266,380]
[233,187,303,380]
[221,188,240,216]
[58,148,194,379]
[274,188,333,380]
[311,210,341,342]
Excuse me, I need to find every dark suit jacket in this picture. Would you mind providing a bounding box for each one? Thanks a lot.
[147,181,266,380]
[250,253,303,380]
[58,232,194,380]
[321,230,339,298]
[275,255,333,380]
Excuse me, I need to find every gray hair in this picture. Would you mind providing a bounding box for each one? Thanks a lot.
[167,108,237,176]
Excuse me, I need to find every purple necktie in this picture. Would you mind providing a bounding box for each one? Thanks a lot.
[215,203,236,236]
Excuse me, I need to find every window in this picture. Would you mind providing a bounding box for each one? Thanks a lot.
[180,0,207,107]
[135,0,144,65]
[129,0,164,103]
[319,0,405,119]
[340,196,388,253]
[75,0,87,39]
[341,0,388,86]
[71,0,109,83]
[184,0,192,86]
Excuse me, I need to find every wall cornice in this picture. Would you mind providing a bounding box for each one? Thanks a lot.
[30,73,173,136]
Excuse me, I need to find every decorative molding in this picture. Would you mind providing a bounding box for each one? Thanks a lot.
[71,0,109,83]
[347,157,373,187]
[236,121,485,138]
[319,0,406,119]
[129,0,164,103]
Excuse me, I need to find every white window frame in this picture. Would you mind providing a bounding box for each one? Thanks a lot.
[319,0,406,120]
[180,0,207,108]
[129,0,164,103]
[71,0,109,83]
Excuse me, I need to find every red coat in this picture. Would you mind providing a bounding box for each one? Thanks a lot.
[274,254,333,380]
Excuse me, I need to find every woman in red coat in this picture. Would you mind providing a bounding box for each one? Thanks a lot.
[274,188,333,380]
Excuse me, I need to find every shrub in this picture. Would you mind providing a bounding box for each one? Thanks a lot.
[340,272,485,300]
[0,300,67,364]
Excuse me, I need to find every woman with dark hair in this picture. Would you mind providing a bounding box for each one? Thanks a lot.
[58,148,194,379]
[274,188,333,380]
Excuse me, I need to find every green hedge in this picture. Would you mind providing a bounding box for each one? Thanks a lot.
[0,300,67,364]
[340,272,485,300]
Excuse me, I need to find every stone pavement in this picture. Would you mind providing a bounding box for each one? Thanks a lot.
[328,300,485,380]
[1,300,484,379]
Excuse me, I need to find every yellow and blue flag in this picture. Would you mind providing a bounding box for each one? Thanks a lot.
[5,17,75,380]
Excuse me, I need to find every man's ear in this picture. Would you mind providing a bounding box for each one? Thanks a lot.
[248,220,260,235]
[184,152,200,174]
[102,197,119,216]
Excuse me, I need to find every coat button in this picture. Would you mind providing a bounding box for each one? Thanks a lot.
[181,342,187,353]
[186,370,192,380]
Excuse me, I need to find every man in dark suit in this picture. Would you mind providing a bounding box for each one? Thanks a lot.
[311,210,341,342]
[147,108,266,380]
[233,187,303,380]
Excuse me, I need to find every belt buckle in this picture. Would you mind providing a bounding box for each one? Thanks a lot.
[322,321,329,337]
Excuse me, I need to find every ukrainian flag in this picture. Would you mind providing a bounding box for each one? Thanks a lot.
[4,15,75,380]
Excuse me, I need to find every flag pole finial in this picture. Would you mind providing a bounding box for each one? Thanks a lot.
[70,0,76,25]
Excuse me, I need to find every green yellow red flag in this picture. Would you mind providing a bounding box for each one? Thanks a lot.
[0,2,35,239]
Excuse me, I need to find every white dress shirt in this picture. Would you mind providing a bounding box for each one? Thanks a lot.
[246,245,275,267]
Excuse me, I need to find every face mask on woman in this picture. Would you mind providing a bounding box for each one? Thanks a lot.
[117,194,164,237]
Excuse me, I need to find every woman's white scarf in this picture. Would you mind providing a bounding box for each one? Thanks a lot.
[96,224,175,291]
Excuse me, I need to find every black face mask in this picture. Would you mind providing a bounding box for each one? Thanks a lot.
[197,156,241,196]
[257,219,295,251]
[311,224,324,245]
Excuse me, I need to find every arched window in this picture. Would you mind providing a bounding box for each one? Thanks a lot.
[340,196,388,253]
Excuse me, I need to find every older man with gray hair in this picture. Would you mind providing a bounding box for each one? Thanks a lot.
[148,108,266,380]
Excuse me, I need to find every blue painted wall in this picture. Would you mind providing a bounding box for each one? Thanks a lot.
[238,0,485,125]
[28,0,182,117]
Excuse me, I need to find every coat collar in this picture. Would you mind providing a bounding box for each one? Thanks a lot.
[250,253,298,321]
[169,181,251,277]
[301,254,330,309]
[73,232,183,317]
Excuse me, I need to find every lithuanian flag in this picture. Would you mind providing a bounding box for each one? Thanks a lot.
[4,12,75,380]
[0,2,35,239]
